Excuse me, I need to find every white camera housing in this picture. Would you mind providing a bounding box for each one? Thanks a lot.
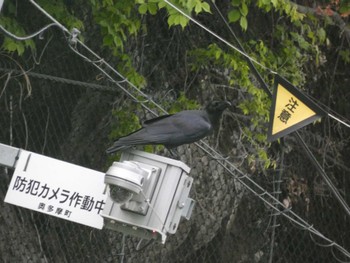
[102,150,195,243]
[105,161,146,204]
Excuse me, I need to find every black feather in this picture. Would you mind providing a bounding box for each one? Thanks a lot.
[106,100,231,154]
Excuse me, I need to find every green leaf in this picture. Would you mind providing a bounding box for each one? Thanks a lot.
[194,2,202,14]
[138,3,148,14]
[168,14,176,26]
[339,3,350,15]
[316,28,326,43]
[339,50,350,64]
[148,3,158,15]
[240,2,248,16]
[201,2,211,13]
[158,1,167,9]
[231,0,240,7]
[271,0,278,7]
[240,16,248,31]
[186,0,196,10]
[179,16,189,29]
[228,9,241,22]
[215,50,221,59]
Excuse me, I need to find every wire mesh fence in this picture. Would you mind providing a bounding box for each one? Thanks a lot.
[1,9,350,263]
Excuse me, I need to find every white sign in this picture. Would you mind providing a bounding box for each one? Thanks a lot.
[5,150,106,229]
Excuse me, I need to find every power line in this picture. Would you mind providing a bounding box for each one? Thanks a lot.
[165,0,350,217]
[0,68,118,92]
[0,23,59,41]
[164,0,277,75]
[206,0,350,217]
[10,0,350,260]
[166,0,350,130]
[328,113,350,128]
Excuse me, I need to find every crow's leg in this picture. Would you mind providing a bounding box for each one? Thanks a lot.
[167,147,180,159]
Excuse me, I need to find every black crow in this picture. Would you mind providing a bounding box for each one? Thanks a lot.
[106,100,231,154]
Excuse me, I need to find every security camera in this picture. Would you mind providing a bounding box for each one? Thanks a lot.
[102,150,195,244]
[104,161,146,204]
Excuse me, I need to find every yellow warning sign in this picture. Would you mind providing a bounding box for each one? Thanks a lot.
[272,83,316,134]
[268,75,326,142]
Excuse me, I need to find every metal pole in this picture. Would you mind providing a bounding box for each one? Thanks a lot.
[0,143,21,169]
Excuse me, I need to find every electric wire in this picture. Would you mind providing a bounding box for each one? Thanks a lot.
[28,0,165,117]
[0,68,118,92]
[207,0,350,219]
[9,1,350,260]
[0,23,59,41]
[328,113,350,128]
[170,0,350,131]
[209,0,273,96]
[163,0,277,75]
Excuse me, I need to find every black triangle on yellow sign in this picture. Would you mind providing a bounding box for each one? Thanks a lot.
[267,75,327,142]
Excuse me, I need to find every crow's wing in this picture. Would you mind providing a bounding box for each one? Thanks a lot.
[142,114,173,126]
[141,110,212,146]
[106,101,230,154]
[172,110,212,143]
[106,110,212,153]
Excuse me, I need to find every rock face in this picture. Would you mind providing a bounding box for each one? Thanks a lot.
[0,74,249,262]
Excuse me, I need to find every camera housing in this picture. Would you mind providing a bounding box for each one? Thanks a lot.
[102,150,195,243]
[105,161,146,204]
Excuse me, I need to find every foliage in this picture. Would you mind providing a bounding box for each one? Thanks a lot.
[0,0,82,55]
[36,0,84,30]
[107,92,198,154]
[256,0,305,21]
[90,0,140,52]
[107,102,142,162]
[167,92,200,113]
[316,0,350,17]
[187,0,333,168]
[228,0,249,31]
[0,16,35,55]
[1,0,348,168]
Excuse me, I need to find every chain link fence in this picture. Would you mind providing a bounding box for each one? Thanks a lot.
[1,13,350,263]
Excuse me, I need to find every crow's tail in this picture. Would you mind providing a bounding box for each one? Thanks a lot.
[105,143,131,154]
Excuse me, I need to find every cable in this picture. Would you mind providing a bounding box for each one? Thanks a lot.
[205,0,350,219]
[301,89,350,129]
[164,0,277,75]
[0,67,118,92]
[140,190,169,234]
[295,132,350,217]
[0,23,59,41]
[23,1,350,260]
[328,113,350,128]
[209,0,273,96]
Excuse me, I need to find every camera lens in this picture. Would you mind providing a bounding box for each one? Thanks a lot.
[109,185,134,204]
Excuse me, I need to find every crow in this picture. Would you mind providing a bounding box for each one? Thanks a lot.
[106,100,231,154]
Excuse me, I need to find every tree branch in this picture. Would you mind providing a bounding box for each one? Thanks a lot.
[292,2,350,44]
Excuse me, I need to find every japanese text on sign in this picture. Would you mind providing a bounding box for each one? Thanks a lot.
[277,97,299,124]
[12,175,105,215]
[5,150,106,229]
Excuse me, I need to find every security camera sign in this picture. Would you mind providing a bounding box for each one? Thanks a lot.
[5,150,106,229]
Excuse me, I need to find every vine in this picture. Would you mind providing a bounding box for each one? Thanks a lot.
[1,0,348,168]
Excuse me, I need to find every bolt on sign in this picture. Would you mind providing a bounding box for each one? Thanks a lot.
[267,75,327,142]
